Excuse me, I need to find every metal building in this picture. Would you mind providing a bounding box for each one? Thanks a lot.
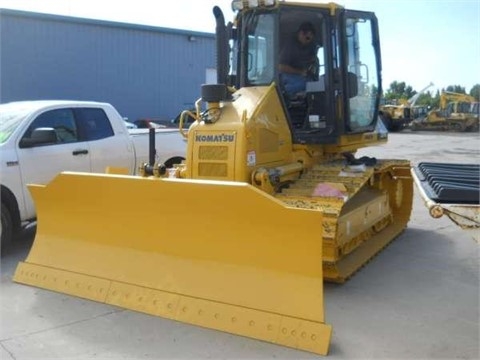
[0,8,216,122]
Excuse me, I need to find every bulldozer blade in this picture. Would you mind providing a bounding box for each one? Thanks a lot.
[14,172,332,355]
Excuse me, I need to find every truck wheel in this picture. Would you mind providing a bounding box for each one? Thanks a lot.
[1,203,13,252]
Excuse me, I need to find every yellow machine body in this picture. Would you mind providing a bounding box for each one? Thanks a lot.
[180,85,413,282]
[14,1,415,356]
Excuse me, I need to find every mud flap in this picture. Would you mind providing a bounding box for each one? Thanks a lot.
[14,172,331,355]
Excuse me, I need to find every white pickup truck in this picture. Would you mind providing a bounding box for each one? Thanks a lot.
[0,100,187,248]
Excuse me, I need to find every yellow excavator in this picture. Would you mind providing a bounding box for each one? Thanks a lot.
[14,0,413,356]
[410,91,479,131]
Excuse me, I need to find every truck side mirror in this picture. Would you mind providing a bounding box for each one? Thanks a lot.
[19,127,58,148]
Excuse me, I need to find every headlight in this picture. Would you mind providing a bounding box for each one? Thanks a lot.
[231,0,277,11]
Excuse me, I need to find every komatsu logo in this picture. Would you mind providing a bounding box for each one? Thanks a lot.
[195,133,235,142]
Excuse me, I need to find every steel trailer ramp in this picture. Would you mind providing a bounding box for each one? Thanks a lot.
[412,162,479,204]
[14,172,331,355]
[412,162,480,242]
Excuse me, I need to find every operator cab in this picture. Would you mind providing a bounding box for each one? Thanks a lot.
[220,1,382,144]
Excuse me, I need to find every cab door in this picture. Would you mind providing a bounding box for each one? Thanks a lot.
[342,10,382,133]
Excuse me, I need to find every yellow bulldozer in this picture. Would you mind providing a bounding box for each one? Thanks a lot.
[14,0,414,356]
[378,98,412,132]
[379,82,434,132]
[410,91,479,132]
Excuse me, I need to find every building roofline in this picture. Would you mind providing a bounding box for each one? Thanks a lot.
[0,8,215,38]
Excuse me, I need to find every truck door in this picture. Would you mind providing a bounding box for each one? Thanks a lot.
[16,107,91,217]
[74,107,135,173]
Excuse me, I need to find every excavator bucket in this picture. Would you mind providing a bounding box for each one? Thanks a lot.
[14,172,332,355]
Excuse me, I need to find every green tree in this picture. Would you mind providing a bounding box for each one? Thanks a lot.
[414,92,435,108]
[384,81,415,102]
[445,85,466,93]
[469,84,480,101]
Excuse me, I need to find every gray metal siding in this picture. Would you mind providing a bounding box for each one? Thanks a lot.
[0,9,216,121]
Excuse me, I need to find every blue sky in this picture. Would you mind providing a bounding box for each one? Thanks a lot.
[1,0,478,94]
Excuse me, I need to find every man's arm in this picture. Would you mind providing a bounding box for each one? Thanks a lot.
[279,63,306,76]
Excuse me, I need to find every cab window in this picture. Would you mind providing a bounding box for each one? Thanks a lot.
[21,108,78,145]
[76,108,114,141]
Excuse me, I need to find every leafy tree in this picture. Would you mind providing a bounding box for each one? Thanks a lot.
[445,85,466,93]
[384,81,415,102]
[469,84,480,101]
[414,92,436,108]
[435,91,442,108]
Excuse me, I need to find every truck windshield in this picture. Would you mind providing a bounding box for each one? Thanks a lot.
[0,105,33,144]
